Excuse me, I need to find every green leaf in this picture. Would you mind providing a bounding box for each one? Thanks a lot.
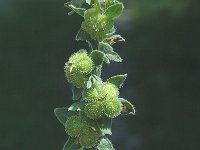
[54,107,77,125]
[119,98,135,115]
[94,65,102,77]
[76,28,91,41]
[97,138,114,150]
[90,50,104,66]
[107,26,116,36]
[98,42,122,62]
[64,2,70,8]
[72,86,82,100]
[63,137,83,150]
[64,0,85,15]
[107,74,127,88]
[105,2,124,19]
[71,0,85,7]
[98,42,113,53]
[87,75,93,89]
[103,56,110,64]
[86,0,92,5]
[87,75,102,89]
[98,117,112,135]
[106,51,122,62]
[67,4,86,16]
[103,34,125,45]
[68,101,86,111]
[86,40,93,50]
[92,74,102,84]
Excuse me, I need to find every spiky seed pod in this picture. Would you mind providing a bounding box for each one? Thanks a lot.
[103,99,122,118]
[84,102,103,119]
[65,116,86,137]
[75,57,94,74]
[79,126,100,148]
[80,111,103,136]
[64,50,94,88]
[65,65,88,88]
[87,121,103,137]
[81,8,114,41]
[100,82,119,100]
[68,50,94,74]
[69,50,87,63]
[80,111,98,122]
[83,84,102,102]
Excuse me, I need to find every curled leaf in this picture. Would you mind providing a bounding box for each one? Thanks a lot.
[106,51,122,62]
[107,74,127,88]
[97,117,112,135]
[119,98,136,115]
[103,34,125,45]
[63,137,83,150]
[68,101,86,111]
[76,28,91,41]
[72,86,82,100]
[67,4,86,16]
[97,138,115,150]
[54,107,77,125]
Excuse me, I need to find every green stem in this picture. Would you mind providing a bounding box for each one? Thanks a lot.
[86,40,93,51]
[95,64,102,77]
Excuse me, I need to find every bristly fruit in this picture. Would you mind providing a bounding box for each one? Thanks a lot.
[79,126,101,148]
[64,50,94,88]
[103,99,122,118]
[65,116,86,137]
[100,82,119,100]
[67,50,94,74]
[84,102,103,119]
[81,7,114,41]
[65,66,88,88]
[83,82,119,102]
[83,84,102,102]
[69,50,87,62]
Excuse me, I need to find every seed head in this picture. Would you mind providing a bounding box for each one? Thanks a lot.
[79,126,101,148]
[103,99,122,118]
[65,116,86,137]
[100,82,119,100]
[81,8,114,41]
[84,102,103,119]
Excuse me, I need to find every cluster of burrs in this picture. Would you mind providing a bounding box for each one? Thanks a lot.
[54,0,135,149]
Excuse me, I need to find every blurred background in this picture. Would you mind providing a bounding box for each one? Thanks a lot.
[0,0,200,149]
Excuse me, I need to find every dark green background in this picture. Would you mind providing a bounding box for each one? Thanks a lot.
[0,0,200,149]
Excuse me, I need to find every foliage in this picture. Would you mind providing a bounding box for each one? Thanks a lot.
[54,0,135,149]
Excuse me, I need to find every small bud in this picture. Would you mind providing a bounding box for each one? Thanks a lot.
[84,102,103,119]
[103,99,122,118]
[65,116,86,137]
[79,126,100,148]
